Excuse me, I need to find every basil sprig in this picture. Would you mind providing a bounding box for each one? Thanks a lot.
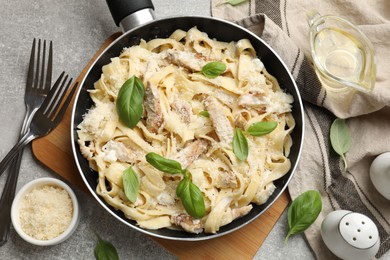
[116,76,145,128]
[146,152,206,219]
[285,190,322,243]
[247,121,277,136]
[201,62,226,79]
[330,118,351,170]
[122,167,139,203]
[232,121,277,161]
[94,234,119,260]
[232,128,248,161]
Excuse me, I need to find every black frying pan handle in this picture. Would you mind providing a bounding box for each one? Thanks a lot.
[106,0,155,26]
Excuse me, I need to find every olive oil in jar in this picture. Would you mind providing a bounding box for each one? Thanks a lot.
[308,12,376,92]
[313,27,365,84]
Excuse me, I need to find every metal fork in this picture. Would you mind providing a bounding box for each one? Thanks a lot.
[0,39,52,246]
[0,73,78,177]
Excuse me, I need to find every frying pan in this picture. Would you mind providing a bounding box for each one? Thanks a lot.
[70,0,304,241]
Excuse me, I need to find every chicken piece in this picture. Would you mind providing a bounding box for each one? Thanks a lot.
[237,93,267,114]
[231,205,252,220]
[144,82,163,133]
[171,100,192,125]
[234,114,247,129]
[174,139,210,168]
[214,89,236,107]
[238,91,293,114]
[157,191,175,206]
[220,204,252,228]
[143,59,159,81]
[204,96,234,145]
[165,49,206,71]
[101,140,140,163]
[171,214,203,234]
[253,183,276,205]
[238,93,266,108]
[215,170,238,189]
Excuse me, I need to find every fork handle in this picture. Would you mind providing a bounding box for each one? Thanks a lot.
[0,154,23,246]
[0,131,37,179]
[0,107,33,246]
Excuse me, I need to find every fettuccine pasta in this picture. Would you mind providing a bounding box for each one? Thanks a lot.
[77,27,295,234]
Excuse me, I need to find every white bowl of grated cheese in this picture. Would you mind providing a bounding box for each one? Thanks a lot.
[11,177,80,246]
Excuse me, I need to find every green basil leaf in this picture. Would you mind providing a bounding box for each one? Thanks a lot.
[176,176,188,197]
[330,118,351,170]
[122,166,139,203]
[199,110,210,118]
[232,128,248,161]
[146,152,182,174]
[286,190,322,243]
[176,177,206,219]
[247,121,278,136]
[227,0,248,5]
[201,62,226,79]
[94,234,119,260]
[116,76,145,128]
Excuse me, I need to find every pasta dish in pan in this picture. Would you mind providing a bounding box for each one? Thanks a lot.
[77,27,294,234]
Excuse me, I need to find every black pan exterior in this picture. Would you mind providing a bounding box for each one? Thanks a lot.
[71,16,304,240]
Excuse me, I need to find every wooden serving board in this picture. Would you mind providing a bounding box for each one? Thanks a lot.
[32,33,290,259]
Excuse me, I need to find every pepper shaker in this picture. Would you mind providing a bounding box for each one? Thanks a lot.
[321,210,380,260]
[370,152,390,200]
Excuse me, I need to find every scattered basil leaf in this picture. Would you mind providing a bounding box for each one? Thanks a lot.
[247,121,278,136]
[286,190,322,243]
[232,128,248,161]
[330,118,351,170]
[176,177,206,219]
[199,110,210,118]
[116,76,145,128]
[201,62,226,79]
[216,0,248,6]
[146,152,183,174]
[94,234,119,260]
[122,166,139,203]
[226,0,248,5]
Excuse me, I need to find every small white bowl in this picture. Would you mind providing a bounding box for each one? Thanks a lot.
[11,177,80,246]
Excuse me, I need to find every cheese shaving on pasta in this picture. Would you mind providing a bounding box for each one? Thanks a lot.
[77,27,295,234]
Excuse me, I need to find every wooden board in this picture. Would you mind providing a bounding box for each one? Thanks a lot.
[31,33,290,259]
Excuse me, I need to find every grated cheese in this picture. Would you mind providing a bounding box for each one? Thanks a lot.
[19,185,73,240]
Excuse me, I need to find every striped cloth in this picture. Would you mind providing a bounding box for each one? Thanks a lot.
[211,0,390,259]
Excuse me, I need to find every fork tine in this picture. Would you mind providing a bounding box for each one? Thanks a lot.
[46,75,69,118]
[46,76,71,119]
[38,40,46,90]
[44,41,53,91]
[43,73,69,118]
[33,39,41,89]
[40,71,65,114]
[26,39,36,88]
[52,81,78,124]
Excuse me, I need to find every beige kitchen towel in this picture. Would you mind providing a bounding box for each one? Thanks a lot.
[211,0,390,259]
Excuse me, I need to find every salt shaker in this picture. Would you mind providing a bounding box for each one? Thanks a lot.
[370,152,390,200]
[321,210,380,260]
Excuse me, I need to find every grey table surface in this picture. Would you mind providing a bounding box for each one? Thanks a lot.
[0,0,316,259]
